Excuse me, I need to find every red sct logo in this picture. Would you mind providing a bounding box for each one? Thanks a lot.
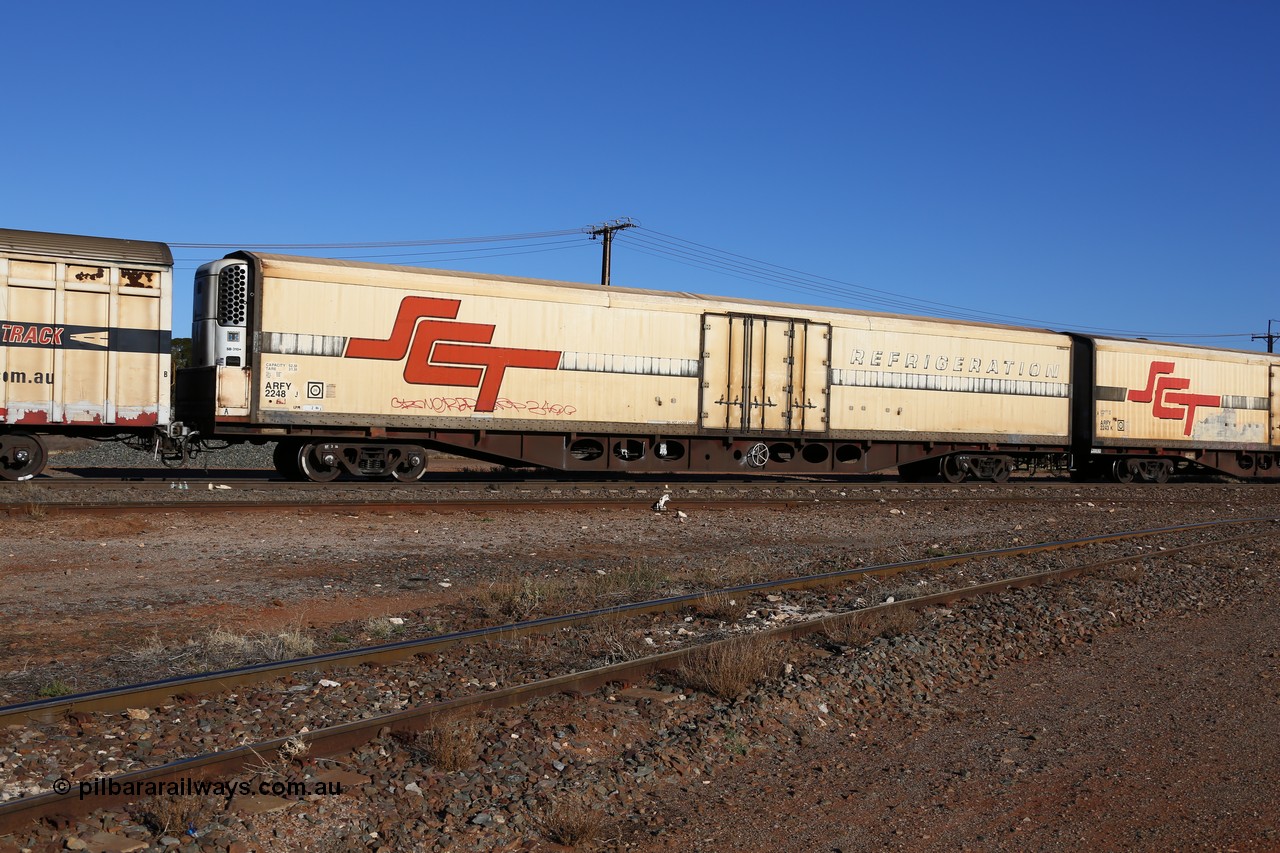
[345,297,561,412]
[1126,361,1220,436]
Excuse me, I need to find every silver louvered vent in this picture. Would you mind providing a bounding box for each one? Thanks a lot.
[217,264,248,326]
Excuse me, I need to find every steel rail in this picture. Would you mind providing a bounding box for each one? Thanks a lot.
[0,497,809,516]
[6,475,1272,508]
[0,491,1259,512]
[0,522,1270,836]
[2,516,1272,730]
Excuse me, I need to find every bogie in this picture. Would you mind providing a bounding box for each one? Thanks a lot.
[274,440,430,483]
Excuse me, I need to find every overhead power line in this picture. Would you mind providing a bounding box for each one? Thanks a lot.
[295,238,586,263]
[166,222,1257,346]
[614,227,1256,343]
[171,233,592,269]
[169,229,583,250]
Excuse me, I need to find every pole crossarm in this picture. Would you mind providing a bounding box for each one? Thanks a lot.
[1253,319,1278,353]
[586,217,637,286]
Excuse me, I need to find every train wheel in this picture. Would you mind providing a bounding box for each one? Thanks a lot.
[298,443,342,482]
[273,440,304,480]
[390,446,428,483]
[0,434,47,480]
[1112,458,1135,484]
[990,458,1012,483]
[940,455,967,484]
[1141,459,1172,484]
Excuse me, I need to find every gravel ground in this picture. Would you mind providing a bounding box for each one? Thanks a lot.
[3,522,1263,805]
[1,487,1270,703]
[5,530,1274,852]
[43,436,277,471]
[631,554,1280,852]
[0,482,1277,851]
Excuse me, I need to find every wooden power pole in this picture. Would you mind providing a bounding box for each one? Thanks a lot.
[1254,319,1279,353]
[587,218,636,286]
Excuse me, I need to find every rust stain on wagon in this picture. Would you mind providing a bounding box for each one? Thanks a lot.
[120,268,158,288]
[11,409,51,425]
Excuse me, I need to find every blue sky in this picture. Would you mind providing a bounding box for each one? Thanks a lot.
[3,2,1276,346]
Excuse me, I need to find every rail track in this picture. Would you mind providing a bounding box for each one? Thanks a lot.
[1,515,1274,836]
[3,473,1271,515]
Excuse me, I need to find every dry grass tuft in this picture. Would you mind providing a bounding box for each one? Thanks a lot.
[1092,585,1120,612]
[687,553,770,588]
[875,579,943,603]
[396,717,478,772]
[824,607,920,647]
[584,558,671,602]
[132,793,214,836]
[532,791,606,847]
[677,635,787,699]
[579,615,649,665]
[16,502,46,520]
[200,627,317,669]
[246,734,312,782]
[130,627,317,674]
[1109,564,1146,585]
[278,734,310,763]
[11,481,48,519]
[691,592,748,622]
[479,574,553,621]
[362,616,403,640]
[36,679,74,698]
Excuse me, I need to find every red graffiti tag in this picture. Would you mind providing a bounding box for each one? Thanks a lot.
[1126,361,1220,436]
[346,297,561,412]
[391,396,578,416]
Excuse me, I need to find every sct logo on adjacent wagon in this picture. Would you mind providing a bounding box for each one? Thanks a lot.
[343,296,561,412]
[1126,361,1221,437]
[1098,358,1271,442]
